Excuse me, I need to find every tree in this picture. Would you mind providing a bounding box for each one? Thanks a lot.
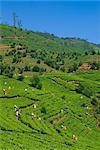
[97,51,100,55]
[85,51,88,55]
[91,50,96,55]
[18,19,22,28]
[30,75,42,89]
[12,12,17,27]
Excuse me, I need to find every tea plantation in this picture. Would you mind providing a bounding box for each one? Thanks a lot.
[0,71,100,149]
[0,24,100,149]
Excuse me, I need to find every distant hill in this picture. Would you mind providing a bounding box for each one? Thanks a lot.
[0,24,100,74]
[0,24,100,54]
[97,44,100,48]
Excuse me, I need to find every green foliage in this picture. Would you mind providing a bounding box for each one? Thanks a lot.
[61,95,66,100]
[10,42,16,48]
[36,82,42,89]
[41,106,47,114]
[17,74,24,81]
[0,23,100,150]
[8,49,16,56]
[0,24,100,73]
[0,63,14,78]
[91,49,96,55]
[91,96,98,105]
[12,56,21,63]
[7,71,13,78]
[24,65,31,71]
[60,66,65,72]
[37,59,41,64]
[18,67,24,74]
[32,65,46,73]
[84,51,88,55]
[30,74,42,89]
[67,63,78,73]
[76,82,93,97]
[22,52,27,57]
[32,65,40,72]
[90,62,100,70]
[44,59,60,70]
[0,63,4,75]
[0,71,100,149]
[0,55,3,62]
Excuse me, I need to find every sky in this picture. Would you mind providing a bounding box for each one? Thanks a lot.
[0,0,100,44]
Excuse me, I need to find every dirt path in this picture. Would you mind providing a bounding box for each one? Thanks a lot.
[51,115,66,125]
[0,45,10,51]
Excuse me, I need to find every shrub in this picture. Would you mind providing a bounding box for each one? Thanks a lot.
[91,50,96,55]
[37,60,41,64]
[32,65,40,72]
[41,106,47,114]
[3,65,14,78]
[68,63,78,73]
[90,62,100,70]
[61,95,66,100]
[0,55,3,62]
[8,49,16,56]
[11,66,15,71]
[44,59,55,68]
[85,51,88,55]
[17,74,24,81]
[12,56,21,63]
[24,65,31,71]
[18,67,24,74]
[60,66,65,72]
[76,82,93,98]
[7,72,13,78]
[79,61,83,67]
[10,42,16,48]
[91,97,98,105]
[22,52,27,57]
[31,53,36,58]
[36,82,42,89]
[30,75,42,89]
[0,63,4,75]
[32,65,46,73]
[40,67,46,73]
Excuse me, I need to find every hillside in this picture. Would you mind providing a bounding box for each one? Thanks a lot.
[0,24,100,150]
[0,72,100,149]
[0,24,100,74]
